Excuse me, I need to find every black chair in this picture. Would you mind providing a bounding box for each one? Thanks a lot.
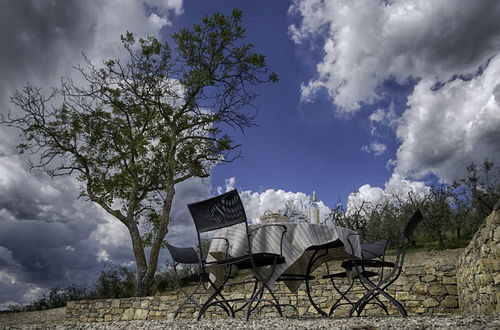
[188,189,288,321]
[166,243,234,319]
[339,209,423,317]
[321,238,390,316]
[166,243,208,318]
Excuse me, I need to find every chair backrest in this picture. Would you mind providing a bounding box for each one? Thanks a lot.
[403,208,423,243]
[188,189,247,234]
[361,239,389,259]
[166,243,200,264]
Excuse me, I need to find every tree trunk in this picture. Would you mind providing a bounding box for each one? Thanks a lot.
[135,184,175,297]
[136,272,154,297]
[127,221,150,296]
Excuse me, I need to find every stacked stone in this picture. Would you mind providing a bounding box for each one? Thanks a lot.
[65,249,463,322]
[66,296,180,322]
[392,254,460,315]
[457,203,500,314]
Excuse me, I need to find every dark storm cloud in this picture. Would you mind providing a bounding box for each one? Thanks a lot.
[0,1,95,100]
[165,178,212,248]
[0,0,186,308]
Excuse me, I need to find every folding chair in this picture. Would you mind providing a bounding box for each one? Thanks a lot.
[166,243,233,318]
[321,238,389,316]
[188,189,288,321]
[340,209,424,317]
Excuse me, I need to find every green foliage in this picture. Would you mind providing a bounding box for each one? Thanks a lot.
[93,265,136,299]
[327,160,500,250]
[151,264,198,293]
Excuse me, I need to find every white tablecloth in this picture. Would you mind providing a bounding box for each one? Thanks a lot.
[207,222,361,292]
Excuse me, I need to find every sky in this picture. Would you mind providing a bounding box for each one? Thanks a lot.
[1,0,500,308]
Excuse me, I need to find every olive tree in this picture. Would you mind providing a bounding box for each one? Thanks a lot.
[2,9,277,296]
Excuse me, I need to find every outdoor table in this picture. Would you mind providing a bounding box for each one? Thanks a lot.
[207,222,362,315]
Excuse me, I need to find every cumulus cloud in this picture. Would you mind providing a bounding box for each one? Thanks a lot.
[346,173,430,214]
[289,0,500,111]
[395,56,500,182]
[217,177,331,223]
[291,0,500,208]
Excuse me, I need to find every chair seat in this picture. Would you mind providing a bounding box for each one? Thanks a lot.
[277,273,315,281]
[341,259,395,270]
[322,269,379,280]
[207,253,286,269]
[179,272,210,285]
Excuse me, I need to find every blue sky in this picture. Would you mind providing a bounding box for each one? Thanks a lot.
[177,1,407,204]
[1,0,500,308]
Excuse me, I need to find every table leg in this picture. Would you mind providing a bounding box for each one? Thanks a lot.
[305,248,330,317]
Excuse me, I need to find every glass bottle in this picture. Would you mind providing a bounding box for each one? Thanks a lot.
[309,191,320,224]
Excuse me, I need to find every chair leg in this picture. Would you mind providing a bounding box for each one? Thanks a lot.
[349,275,407,317]
[197,267,236,320]
[234,278,259,314]
[328,278,355,316]
[246,260,284,321]
[356,279,389,316]
[174,283,204,319]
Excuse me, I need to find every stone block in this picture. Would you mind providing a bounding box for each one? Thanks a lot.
[111,308,124,315]
[122,308,135,321]
[421,275,436,282]
[441,297,459,308]
[428,284,447,296]
[422,298,439,308]
[415,307,426,314]
[446,285,458,295]
[395,276,409,286]
[412,282,427,294]
[442,276,456,284]
[395,291,409,301]
[438,264,455,272]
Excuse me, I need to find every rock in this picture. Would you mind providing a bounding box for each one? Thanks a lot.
[422,298,439,308]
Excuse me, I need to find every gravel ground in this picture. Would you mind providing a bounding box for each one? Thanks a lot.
[1,309,499,330]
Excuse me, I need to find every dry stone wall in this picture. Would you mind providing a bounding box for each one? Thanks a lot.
[457,203,500,314]
[66,249,461,322]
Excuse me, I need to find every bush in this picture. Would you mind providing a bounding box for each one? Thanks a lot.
[7,265,136,312]
[93,265,136,299]
[8,285,89,312]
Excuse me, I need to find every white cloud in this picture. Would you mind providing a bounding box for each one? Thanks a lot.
[218,178,330,223]
[87,0,183,64]
[395,56,500,182]
[97,249,110,262]
[291,0,500,207]
[289,0,500,111]
[361,142,387,156]
[346,173,430,214]
[369,104,399,136]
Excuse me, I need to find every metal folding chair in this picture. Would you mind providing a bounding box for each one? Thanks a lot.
[166,243,234,318]
[341,209,424,317]
[321,238,389,316]
[188,189,288,321]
